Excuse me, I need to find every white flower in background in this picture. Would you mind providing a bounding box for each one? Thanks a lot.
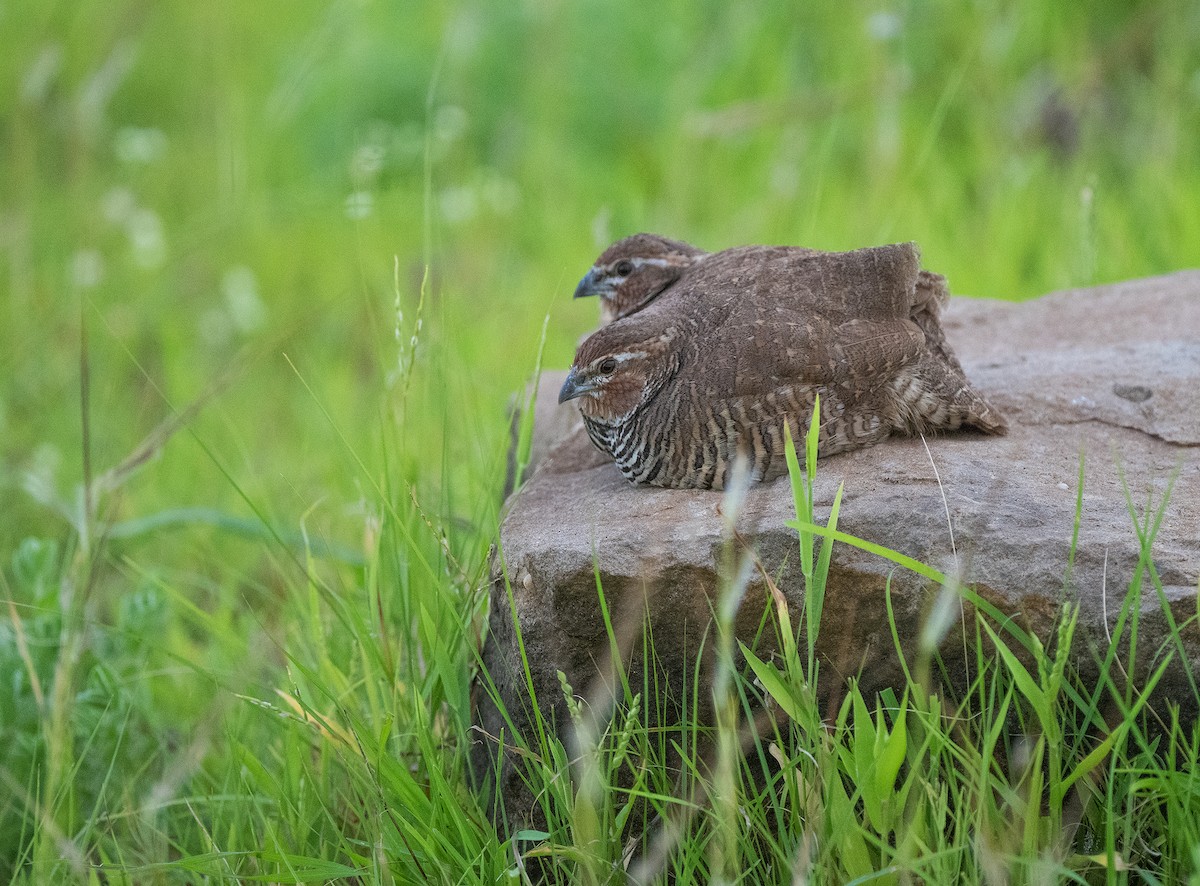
[344,190,374,220]
[126,207,166,269]
[438,185,477,224]
[22,443,63,512]
[446,8,482,60]
[101,188,169,270]
[438,169,520,225]
[866,10,902,41]
[114,126,168,165]
[78,38,138,136]
[101,186,136,224]
[221,266,267,333]
[351,142,385,184]
[769,160,800,199]
[20,43,63,107]
[70,249,104,289]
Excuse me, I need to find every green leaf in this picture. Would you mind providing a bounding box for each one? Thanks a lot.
[980,620,1046,720]
[11,537,60,604]
[785,519,947,585]
[805,392,820,491]
[807,481,844,671]
[874,700,908,822]
[783,419,814,580]
[740,641,805,723]
[851,686,884,830]
[255,854,363,880]
[827,765,876,879]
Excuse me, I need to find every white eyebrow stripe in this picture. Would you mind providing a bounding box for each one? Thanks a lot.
[603,257,672,275]
[594,350,647,369]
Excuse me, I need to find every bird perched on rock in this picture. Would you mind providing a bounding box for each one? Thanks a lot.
[560,240,1006,489]
[575,232,962,371]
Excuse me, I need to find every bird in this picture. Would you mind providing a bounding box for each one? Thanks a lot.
[574,234,708,325]
[575,232,963,372]
[560,240,1007,489]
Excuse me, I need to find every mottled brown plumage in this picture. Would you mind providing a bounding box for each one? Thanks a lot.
[575,233,960,370]
[562,241,1006,489]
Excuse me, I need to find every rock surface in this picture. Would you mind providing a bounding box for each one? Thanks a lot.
[472,271,1200,834]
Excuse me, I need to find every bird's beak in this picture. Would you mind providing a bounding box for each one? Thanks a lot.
[573,268,612,300]
[558,367,593,403]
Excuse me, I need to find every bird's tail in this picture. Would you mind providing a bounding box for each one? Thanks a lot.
[892,352,1008,437]
[953,383,1009,435]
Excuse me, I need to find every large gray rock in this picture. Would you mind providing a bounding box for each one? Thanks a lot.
[473,272,1200,834]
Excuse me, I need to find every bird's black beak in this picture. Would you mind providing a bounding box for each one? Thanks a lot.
[558,367,591,403]
[573,268,611,300]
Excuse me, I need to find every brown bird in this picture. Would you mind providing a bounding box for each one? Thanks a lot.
[560,241,1006,489]
[575,232,962,371]
[574,234,708,325]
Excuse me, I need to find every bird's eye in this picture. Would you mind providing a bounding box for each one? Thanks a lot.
[615,260,634,276]
[599,358,617,374]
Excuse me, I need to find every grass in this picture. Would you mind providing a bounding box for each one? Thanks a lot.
[474,409,1197,884]
[2,0,1200,882]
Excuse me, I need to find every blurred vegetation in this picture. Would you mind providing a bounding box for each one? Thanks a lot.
[4,1,1200,532]
[2,0,1199,881]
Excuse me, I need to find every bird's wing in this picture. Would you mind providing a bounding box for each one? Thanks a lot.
[720,242,923,323]
[657,242,923,325]
[827,317,927,383]
[718,316,926,397]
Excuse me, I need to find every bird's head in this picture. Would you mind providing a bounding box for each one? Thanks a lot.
[558,318,682,424]
[574,233,706,324]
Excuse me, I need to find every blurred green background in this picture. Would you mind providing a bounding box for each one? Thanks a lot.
[2,0,1200,877]
[5,0,1200,550]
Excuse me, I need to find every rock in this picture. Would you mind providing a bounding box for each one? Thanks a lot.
[502,373,587,498]
[472,271,1200,835]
